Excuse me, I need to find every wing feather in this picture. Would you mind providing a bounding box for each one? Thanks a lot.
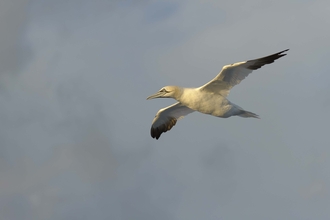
[150,102,195,140]
[199,49,289,97]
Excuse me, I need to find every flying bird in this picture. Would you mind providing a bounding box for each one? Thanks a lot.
[147,49,289,139]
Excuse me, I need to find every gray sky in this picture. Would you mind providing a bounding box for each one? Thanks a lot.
[1,0,330,219]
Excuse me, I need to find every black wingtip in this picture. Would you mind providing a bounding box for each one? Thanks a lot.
[247,49,289,70]
[277,49,289,56]
[150,117,177,140]
[270,49,289,58]
[280,49,289,53]
[275,49,289,58]
[150,127,160,139]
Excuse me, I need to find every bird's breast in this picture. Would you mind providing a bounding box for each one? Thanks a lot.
[179,89,231,117]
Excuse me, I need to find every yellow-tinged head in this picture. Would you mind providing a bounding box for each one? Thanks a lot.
[146,86,181,100]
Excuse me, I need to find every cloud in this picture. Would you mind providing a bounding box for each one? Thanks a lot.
[1,0,330,219]
[0,0,31,77]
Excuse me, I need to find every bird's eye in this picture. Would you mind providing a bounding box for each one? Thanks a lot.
[160,88,167,93]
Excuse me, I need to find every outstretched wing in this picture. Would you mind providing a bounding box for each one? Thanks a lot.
[199,49,289,97]
[150,102,195,140]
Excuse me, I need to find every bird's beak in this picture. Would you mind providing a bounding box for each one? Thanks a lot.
[146,91,164,100]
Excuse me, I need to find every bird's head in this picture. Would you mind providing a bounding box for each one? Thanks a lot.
[146,86,179,100]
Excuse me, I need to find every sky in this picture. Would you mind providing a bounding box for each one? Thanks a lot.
[1,0,330,219]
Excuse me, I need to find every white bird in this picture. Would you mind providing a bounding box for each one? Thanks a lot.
[147,49,289,139]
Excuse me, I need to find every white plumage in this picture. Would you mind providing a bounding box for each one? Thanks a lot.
[147,49,288,139]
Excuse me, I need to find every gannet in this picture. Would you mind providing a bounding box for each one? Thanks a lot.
[147,49,289,139]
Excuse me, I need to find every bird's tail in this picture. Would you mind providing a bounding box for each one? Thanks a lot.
[237,110,260,119]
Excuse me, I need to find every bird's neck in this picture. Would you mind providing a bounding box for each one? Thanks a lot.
[175,87,196,102]
[171,86,184,100]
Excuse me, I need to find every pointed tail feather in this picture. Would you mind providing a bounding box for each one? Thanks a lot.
[237,110,260,119]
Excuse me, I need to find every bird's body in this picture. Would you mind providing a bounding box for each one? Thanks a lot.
[172,87,239,118]
[147,49,289,139]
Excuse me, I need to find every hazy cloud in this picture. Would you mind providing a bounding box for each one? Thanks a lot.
[0,0,31,77]
[1,0,330,219]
